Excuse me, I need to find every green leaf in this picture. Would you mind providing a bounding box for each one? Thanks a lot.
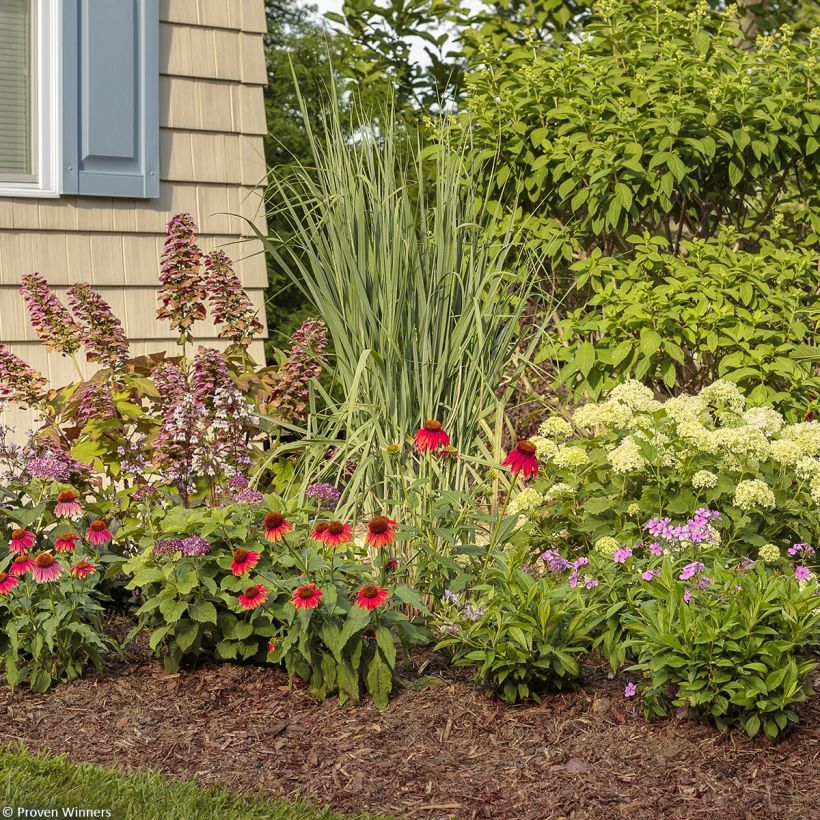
[375,625,397,669]
[365,652,393,709]
[189,600,218,625]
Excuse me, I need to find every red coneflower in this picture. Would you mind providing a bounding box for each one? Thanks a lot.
[263,511,292,542]
[267,640,276,654]
[291,583,323,609]
[414,419,450,453]
[9,554,35,576]
[70,560,96,580]
[54,532,79,553]
[55,489,83,519]
[238,583,269,610]
[365,516,398,548]
[86,519,112,546]
[230,548,260,576]
[386,558,399,573]
[31,552,63,583]
[310,521,330,542]
[323,520,353,548]
[0,572,18,595]
[502,439,539,480]
[355,583,390,611]
[9,528,35,553]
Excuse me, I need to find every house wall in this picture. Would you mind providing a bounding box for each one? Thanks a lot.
[0,0,269,437]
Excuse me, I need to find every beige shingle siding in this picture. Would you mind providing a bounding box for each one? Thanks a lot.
[0,0,269,436]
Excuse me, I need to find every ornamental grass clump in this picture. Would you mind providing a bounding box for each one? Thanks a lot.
[509,379,820,558]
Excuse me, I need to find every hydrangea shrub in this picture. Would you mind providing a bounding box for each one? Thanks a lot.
[512,380,820,557]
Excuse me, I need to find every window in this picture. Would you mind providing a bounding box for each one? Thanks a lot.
[0,0,58,196]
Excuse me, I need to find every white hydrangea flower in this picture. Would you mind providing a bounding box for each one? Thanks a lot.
[572,400,633,431]
[530,435,558,462]
[732,479,776,511]
[795,457,820,481]
[537,416,573,440]
[779,422,820,457]
[665,394,708,426]
[677,421,719,454]
[811,476,820,506]
[626,502,642,517]
[506,487,544,516]
[691,469,718,490]
[713,426,770,461]
[544,482,574,502]
[553,445,589,469]
[594,536,620,556]
[742,406,784,437]
[758,543,780,563]
[698,379,746,417]
[769,439,803,467]
[607,380,662,413]
[607,436,647,474]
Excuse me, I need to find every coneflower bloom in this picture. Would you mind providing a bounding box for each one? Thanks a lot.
[355,584,390,611]
[263,512,292,542]
[32,552,63,583]
[9,528,35,553]
[9,554,34,576]
[230,548,260,576]
[414,420,450,453]
[267,640,276,654]
[291,583,323,609]
[323,521,353,548]
[54,533,79,553]
[502,439,539,480]
[86,519,112,546]
[70,560,96,580]
[238,583,268,610]
[0,572,18,595]
[55,489,83,519]
[310,522,330,543]
[365,516,398,548]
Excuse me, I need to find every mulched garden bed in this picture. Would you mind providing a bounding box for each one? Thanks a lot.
[3,620,819,820]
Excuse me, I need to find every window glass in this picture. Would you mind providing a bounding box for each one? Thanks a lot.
[0,0,33,178]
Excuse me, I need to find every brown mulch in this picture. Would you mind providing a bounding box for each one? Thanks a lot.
[3,622,820,820]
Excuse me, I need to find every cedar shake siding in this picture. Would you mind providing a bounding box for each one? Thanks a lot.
[0,0,269,437]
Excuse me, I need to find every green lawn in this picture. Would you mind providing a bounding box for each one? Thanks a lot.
[0,745,381,820]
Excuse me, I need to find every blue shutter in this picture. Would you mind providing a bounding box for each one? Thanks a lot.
[62,0,159,198]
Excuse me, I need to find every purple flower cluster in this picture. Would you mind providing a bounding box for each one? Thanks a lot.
[116,435,149,478]
[641,569,659,581]
[540,549,571,573]
[613,547,632,564]
[218,473,264,505]
[568,556,596,589]
[305,482,342,508]
[20,273,82,355]
[463,604,486,621]
[25,446,87,481]
[442,589,462,606]
[153,538,184,557]
[67,283,130,370]
[679,561,705,581]
[263,318,327,422]
[152,535,211,557]
[0,345,47,407]
[132,484,158,502]
[151,362,186,407]
[156,213,207,343]
[645,509,720,546]
[788,543,815,558]
[203,250,264,346]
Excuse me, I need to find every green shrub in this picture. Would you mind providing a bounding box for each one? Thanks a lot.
[624,560,820,740]
[553,235,820,415]
[511,379,820,556]
[434,553,596,702]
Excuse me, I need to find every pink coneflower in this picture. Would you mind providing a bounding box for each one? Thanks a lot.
[365,516,398,548]
[0,572,18,595]
[70,560,96,580]
[414,420,450,453]
[263,511,292,542]
[355,584,389,611]
[238,583,268,610]
[310,522,330,543]
[86,519,112,546]
[323,521,353,548]
[291,583,323,610]
[54,532,79,553]
[230,548,260,576]
[31,552,62,583]
[55,489,83,519]
[9,528,35,553]
[502,439,539,480]
[9,554,34,577]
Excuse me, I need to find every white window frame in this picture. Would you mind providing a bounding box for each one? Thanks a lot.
[0,0,60,198]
